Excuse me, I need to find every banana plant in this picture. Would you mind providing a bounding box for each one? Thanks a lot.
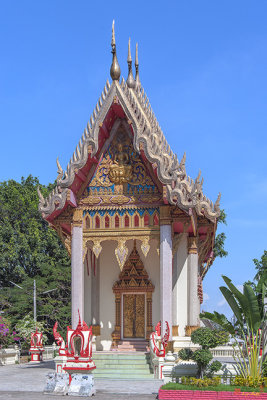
[220,276,265,379]
[200,310,236,335]
[220,276,264,332]
[201,276,265,380]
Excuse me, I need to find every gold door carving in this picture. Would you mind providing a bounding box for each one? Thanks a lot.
[123,294,145,338]
[112,241,154,346]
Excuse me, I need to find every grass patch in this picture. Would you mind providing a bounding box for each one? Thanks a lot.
[161,383,267,393]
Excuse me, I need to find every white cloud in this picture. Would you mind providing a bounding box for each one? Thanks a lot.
[217,284,243,307]
[202,292,210,305]
[236,284,243,292]
[217,297,226,307]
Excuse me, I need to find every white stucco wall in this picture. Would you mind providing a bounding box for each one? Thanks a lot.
[84,255,92,324]
[172,233,188,336]
[98,240,118,350]
[135,239,160,328]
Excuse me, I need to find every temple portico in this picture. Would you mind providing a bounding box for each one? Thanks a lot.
[68,201,211,349]
[39,23,220,353]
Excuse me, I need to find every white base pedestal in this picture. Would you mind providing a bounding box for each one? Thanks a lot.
[44,372,95,397]
[54,355,68,374]
[44,373,69,395]
[68,374,95,397]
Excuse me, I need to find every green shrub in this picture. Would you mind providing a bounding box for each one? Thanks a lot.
[191,327,229,350]
[192,349,213,375]
[15,315,47,349]
[262,359,267,378]
[233,376,267,388]
[206,360,222,377]
[180,376,221,387]
[179,328,229,378]
[178,348,194,361]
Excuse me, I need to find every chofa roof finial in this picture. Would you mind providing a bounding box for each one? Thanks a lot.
[135,42,141,89]
[126,37,135,89]
[110,20,121,81]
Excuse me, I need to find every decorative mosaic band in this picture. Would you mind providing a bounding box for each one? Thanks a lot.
[83,207,159,217]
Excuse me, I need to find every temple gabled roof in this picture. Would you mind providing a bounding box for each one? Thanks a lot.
[38,23,220,224]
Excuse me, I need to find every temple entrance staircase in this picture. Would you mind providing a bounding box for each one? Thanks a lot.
[93,340,154,379]
[116,340,149,352]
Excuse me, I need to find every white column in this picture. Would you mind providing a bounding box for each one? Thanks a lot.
[84,252,92,324]
[187,236,199,327]
[160,207,172,340]
[71,224,84,328]
[172,233,188,336]
[91,257,100,325]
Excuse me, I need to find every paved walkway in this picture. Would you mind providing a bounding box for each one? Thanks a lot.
[0,392,156,399]
[0,361,162,399]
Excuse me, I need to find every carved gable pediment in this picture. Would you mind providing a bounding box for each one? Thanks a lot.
[112,241,154,293]
[80,128,162,207]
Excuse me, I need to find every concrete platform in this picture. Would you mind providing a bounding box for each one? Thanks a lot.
[0,392,156,399]
[0,360,163,397]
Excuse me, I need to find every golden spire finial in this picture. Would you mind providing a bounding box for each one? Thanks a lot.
[110,20,121,81]
[135,42,141,89]
[126,37,135,88]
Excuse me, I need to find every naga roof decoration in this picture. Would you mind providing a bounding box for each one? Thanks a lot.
[38,22,220,223]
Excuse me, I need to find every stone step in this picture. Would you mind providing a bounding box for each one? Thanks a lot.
[92,351,154,379]
[93,373,155,379]
[95,365,151,372]
[95,360,149,368]
[94,353,150,359]
[117,343,148,347]
[93,357,150,362]
[117,340,149,352]
[93,371,153,378]
[94,367,152,374]
[117,347,148,352]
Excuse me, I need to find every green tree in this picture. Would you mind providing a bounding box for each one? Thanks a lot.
[253,251,267,284]
[201,250,267,378]
[200,311,236,335]
[219,275,265,379]
[0,176,71,342]
[15,315,47,349]
[220,276,264,334]
[179,327,228,378]
[213,210,228,258]
[202,275,265,379]
[0,316,13,349]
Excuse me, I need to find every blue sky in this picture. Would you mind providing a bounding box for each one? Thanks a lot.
[0,1,266,318]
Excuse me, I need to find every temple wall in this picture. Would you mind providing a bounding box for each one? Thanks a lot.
[84,233,190,344]
[172,233,188,336]
[84,257,92,324]
[137,239,160,328]
[98,240,118,350]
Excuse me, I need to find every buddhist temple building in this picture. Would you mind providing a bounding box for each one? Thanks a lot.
[38,22,221,351]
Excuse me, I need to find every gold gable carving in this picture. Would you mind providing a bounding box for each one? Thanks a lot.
[81,130,162,206]
[112,241,154,294]
[130,266,138,276]
[129,278,138,287]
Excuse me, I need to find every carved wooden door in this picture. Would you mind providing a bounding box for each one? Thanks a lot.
[123,294,145,338]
